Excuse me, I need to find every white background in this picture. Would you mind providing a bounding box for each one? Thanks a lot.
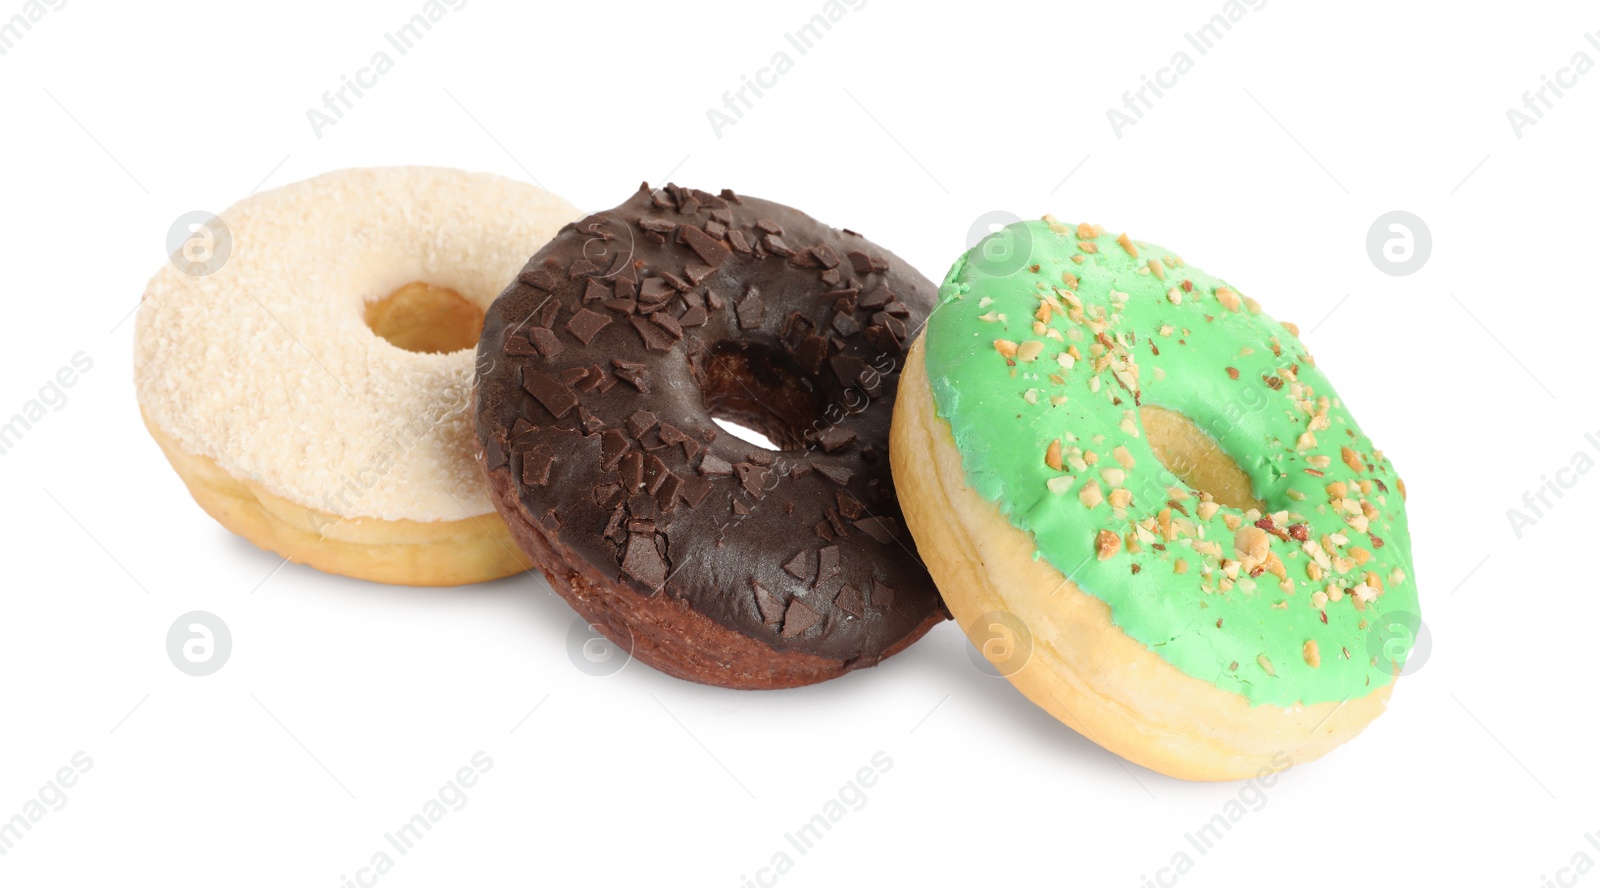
[2,1,1594,885]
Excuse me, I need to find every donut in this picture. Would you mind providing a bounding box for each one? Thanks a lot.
[474,183,946,689]
[891,218,1419,779]
[136,167,579,586]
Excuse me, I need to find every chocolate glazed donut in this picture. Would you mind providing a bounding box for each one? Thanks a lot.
[474,183,947,689]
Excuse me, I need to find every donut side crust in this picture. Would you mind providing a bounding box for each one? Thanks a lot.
[481,457,944,690]
[143,408,533,587]
[891,338,1392,781]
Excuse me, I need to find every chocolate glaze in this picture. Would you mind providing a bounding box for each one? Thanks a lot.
[475,183,945,675]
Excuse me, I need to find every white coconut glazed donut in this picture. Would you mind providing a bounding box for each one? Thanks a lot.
[135,167,579,585]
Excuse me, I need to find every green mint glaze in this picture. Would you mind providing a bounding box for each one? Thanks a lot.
[924,219,1418,708]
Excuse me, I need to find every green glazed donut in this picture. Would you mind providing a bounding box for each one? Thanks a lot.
[891,217,1420,778]
[927,218,1418,706]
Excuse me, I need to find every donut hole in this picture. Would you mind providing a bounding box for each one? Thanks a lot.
[1139,405,1265,513]
[697,342,822,452]
[364,282,485,354]
[712,417,780,451]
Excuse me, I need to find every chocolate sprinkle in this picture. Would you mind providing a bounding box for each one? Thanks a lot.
[521,450,554,486]
[736,288,765,330]
[521,368,579,419]
[783,550,814,582]
[565,308,611,346]
[621,533,667,589]
[780,598,822,637]
[753,581,785,625]
[853,516,898,544]
[834,584,864,618]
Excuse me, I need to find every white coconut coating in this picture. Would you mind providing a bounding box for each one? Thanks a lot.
[135,167,579,522]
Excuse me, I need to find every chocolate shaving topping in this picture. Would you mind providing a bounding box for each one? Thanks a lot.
[853,516,898,544]
[643,454,670,494]
[620,451,644,492]
[518,267,558,290]
[816,546,841,587]
[780,598,821,637]
[834,584,864,618]
[737,463,770,498]
[600,429,628,469]
[871,580,895,607]
[530,327,563,358]
[736,288,764,330]
[783,550,814,582]
[678,475,713,508]
[565,308,611,346]
[753,582,786,625]
[483,435,508,470]
[626,410,658,438]
[811,426,857,453]
[536,299,560,328]
[763,234,794,257]
[682,225,732,268]
[814,463,854,485]
[504,333,538,357]
[521,450,554,486]
[639,278,674,302]
[651,311,684,341]
[521,368,579,419]
[835,491,864,519]
[621,533,667,590]
[630,316,678,353]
